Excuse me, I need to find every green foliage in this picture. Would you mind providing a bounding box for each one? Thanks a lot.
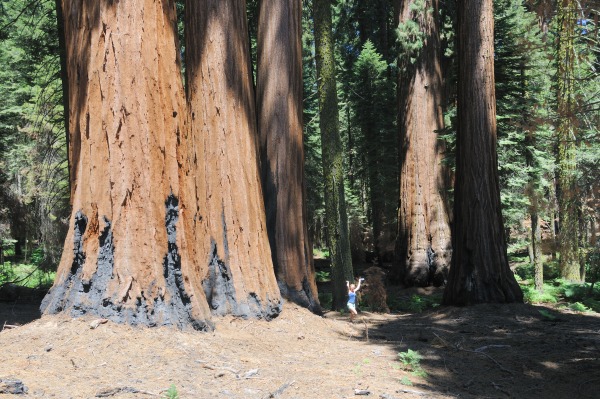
[522,278,600,313]
[389,293,441,313]
[566,302,591,313]
[494,0,555,242]
[522,284,558,304]
[537,309,558,321]
[313,247,330,259]
[397,349,426,377]
[162,384,179,399]
[399,376,413,386]
[395,0,432,70]
[582,298,600,313]
[0,0,69,273]
[315,270,331,282]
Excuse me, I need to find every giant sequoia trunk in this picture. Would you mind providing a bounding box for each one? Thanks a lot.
[256,0,320,312]
[41,0,206,328]
[42,0,281,330]
[395,0,451,287]
[182,0,281,319]
[442,0,523,305]
[314,0,354,310]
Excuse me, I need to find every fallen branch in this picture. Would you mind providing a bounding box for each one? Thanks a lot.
[200,364,238,373]
[474,345,511,352]
[95,387,158,397]
[397,388,427,395]
[201,364,240,378]
[432,332,514,375]
[263,380,295,398]
[491,382,511,396]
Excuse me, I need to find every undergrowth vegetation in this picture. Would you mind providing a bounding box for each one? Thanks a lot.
[1,241,55,289]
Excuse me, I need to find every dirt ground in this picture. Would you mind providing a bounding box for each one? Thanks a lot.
[1,288,599,399]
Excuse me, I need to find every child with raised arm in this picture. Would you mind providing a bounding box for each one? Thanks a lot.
[346,277,364,322]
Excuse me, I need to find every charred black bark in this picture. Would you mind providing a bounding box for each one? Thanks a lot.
[42,196,212,331]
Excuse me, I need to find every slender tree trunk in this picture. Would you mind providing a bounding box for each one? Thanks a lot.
[54,0,70,189]
[184,0,282,319]
[42,0,211,329]
[442,0,522,305]
[396,0,451,287]
[556,0,581,281]
[256,0,320,312]
[313,0,354,310]
[531,210,544,292]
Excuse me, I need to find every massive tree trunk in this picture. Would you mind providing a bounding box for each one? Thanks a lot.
[256,0,320,312]
[42,0,281,330]
[314,0,355,310]
[442,0,523,305]
[183,0,282,319]
[555,0,581,281]
[395,0,451,287]
[42,0,209,329]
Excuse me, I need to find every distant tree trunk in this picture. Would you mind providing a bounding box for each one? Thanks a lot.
[54,0,70,187]
[184,0,282,319]
[555,0,581,281]
[314,0,354,310]
[395,0,451,287]
[442,0,523,305]
[256,0,320,312]
[42,0,210,329]
[42,0,282,330]
[531,210,543,292]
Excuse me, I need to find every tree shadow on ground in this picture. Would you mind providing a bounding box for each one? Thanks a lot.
[0,286,45,331]
[354,301,600,398]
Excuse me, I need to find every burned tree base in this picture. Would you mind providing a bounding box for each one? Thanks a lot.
[278,278,322,315]
[41,196,213,331]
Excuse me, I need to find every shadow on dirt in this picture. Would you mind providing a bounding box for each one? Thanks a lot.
[0,285,46,331]
[358,302,600,398]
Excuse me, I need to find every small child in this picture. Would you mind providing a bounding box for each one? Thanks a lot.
[346,277,364,321]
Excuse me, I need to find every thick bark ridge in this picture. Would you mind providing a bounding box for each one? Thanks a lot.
[396,0,452,287]
[184,0,282,320]
[442,0,523,305]
[43,0,282,329]
[256,0,320,313]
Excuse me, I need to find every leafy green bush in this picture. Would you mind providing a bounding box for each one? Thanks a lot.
[0,261,16,284]
[389,293,441,313]
[313,247,330,259]
[522,285,558,304]
[567,302,591,313]
[315,270,330,282]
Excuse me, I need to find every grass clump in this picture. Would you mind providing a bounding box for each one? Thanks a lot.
[163,384,179,399]
[398,349,427,377]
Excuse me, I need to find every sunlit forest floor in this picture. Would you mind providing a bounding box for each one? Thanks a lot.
[1,284,598,399]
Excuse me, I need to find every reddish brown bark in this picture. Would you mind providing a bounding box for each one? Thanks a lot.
[442,0,522,305]
[396,0,451,287]
[184,0,281,319]
[42,0,282,329]
[42,0,210,328]
[256,0,320,312]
